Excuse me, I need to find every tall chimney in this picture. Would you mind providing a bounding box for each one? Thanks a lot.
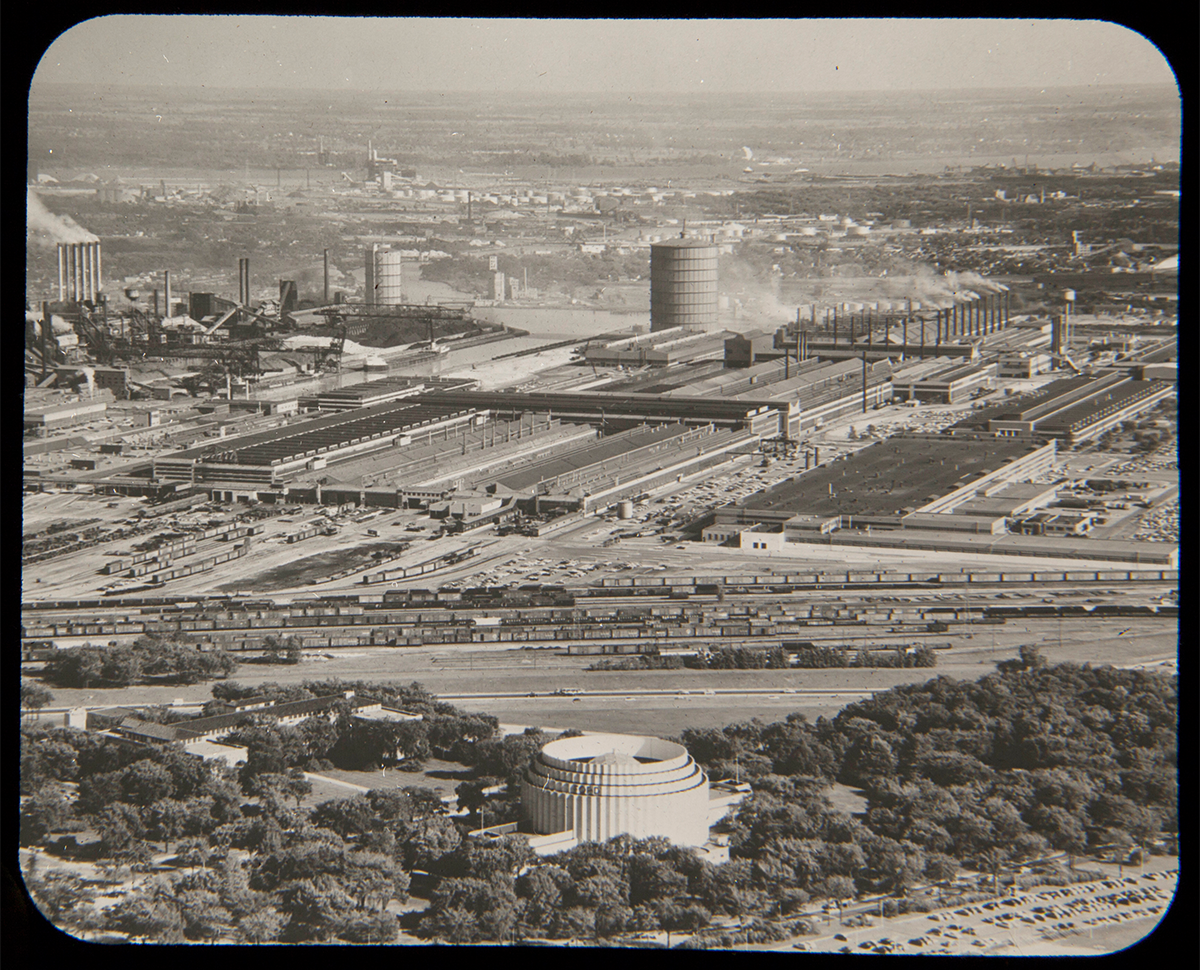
[57,245,66,302]
[323,249,330,304]
[93,243,102,301]
[164,270,172,317]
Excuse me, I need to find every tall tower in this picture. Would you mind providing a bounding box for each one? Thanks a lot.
[366,244,405,305]
[650,239,719,332]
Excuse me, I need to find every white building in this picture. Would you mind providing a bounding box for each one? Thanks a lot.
[521,733,713,849]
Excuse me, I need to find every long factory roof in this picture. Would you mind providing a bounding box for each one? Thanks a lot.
[734,435,1046,518]
[162,397,479,466]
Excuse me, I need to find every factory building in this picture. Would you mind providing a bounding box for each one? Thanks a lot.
[711,435,1057,530]
[953,375,1175,444]
[521,734,713,849]
[24,400,109,432]
[890,362,998,404]
[583,327,730,367]
[998,353,1053,379]
[650,239,719,332]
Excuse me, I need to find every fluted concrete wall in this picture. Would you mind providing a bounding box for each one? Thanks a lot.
[521,734,710,846]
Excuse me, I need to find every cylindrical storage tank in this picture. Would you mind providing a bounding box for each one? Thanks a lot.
[368,246,405,305]
[650,239,719,331]
[521,734,711,846]
[616,500,634,519]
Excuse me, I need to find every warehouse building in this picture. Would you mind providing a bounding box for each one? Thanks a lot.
[891,362,998,404]
[583,326,730,367]
[711,434,1057,530]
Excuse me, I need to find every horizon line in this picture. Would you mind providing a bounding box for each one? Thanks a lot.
[30,80,1181,96]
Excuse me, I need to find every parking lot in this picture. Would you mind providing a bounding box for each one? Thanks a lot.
[781,865,1177,956]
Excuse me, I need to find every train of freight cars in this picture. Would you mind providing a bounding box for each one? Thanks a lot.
[21,566,1179,615]
[21,601,1177,651]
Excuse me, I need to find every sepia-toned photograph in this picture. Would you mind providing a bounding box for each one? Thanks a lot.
[19,16,1179,953]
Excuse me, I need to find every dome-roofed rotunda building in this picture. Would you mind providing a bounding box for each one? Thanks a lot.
[520,733,711,846]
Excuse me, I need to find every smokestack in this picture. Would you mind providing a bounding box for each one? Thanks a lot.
[862,354,868,413]
[238,258,251,306]
[164,270,172,317]
[57,245,65,301]
[93,243,102,301]
[41,302,51,377]
[323,249,330,304]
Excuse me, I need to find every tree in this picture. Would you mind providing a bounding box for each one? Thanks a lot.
[1027,804,1087,869]
[278,875,358,942]
[19,788,72,845]
[455,775,502,815]
[341,912,400,943]
[343,850,404,911]
[21,683,53,721]
[105,888,186,942]
[25,870,96,928]
[177,888,231,941]
[236,907,286,943]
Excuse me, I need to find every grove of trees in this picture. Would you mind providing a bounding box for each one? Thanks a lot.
[20,656,1175,944]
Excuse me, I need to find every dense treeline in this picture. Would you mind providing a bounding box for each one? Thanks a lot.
[40,634,237,688]
[20,655,1176,944]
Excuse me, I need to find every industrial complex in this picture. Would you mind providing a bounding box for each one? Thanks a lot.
[20,31,1181,954]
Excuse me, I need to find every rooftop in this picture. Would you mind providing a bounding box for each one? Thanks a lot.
[735,435,1046,518]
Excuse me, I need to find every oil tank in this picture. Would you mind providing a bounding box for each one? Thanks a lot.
[366,245,405,306]
[617,500,634,519]
[650,239,719,331]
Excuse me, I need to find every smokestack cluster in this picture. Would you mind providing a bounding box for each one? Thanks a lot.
[57,242,102,303]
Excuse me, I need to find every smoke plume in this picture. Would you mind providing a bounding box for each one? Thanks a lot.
[27,188,99,246]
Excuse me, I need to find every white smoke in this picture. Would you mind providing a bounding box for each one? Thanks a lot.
[27,188,99,246]
[79,366,96,399]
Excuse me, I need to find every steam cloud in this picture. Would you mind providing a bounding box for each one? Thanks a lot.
[27,188,99,245]
[882,266,1008,309]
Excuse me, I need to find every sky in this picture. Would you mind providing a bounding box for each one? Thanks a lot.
[32,17,1178,94]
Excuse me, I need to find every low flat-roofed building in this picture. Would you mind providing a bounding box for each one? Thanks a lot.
[999,353,1053,379]
[901,512,1007,535]
[724,329,778,367]
[891,362,997,404]
[722,434,1056,526]
[1010,510,1097,536]
[24,400,109,431]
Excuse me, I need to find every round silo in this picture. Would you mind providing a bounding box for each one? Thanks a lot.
[368,246,405,305]
[650,239,719,332]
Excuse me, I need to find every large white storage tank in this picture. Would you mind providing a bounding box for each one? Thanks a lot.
[650,239,719,332]
[365,244,405,305]
[521,733,711,846]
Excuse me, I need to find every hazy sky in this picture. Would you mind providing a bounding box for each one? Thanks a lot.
[34,17,1176,94]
